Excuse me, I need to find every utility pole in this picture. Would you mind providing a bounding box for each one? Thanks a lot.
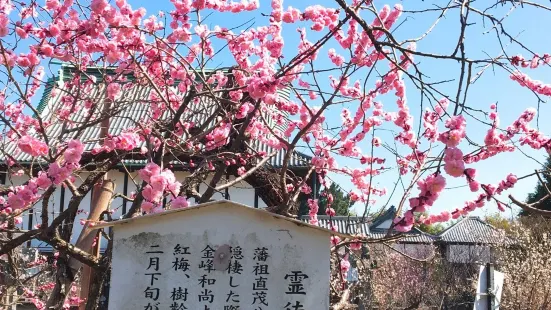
[486,263,495,310]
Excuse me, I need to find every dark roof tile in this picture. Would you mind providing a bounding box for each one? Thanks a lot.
[436,216,508,244]
[3,66,310,169]
[301,215,370,235]
[299,215,435,243]
[369,228,436,244]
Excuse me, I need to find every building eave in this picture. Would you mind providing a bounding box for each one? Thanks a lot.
[92,199,353,239]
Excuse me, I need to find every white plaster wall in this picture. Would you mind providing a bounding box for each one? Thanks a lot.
[198,174,267,208]
[258,193,268,209]
[108,202,330,310]
[392,243,435,260]
[373,219,393,230]
[109,171,126,220]
[4,175,30,230]
[8,169,266,251]
[446,245,492,264]
[4,174,61,249]
[227,178,256,207]
[71,172,93,246]
[125,171,139,211]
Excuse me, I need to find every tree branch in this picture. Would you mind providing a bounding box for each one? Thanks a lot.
[509,194,551,217]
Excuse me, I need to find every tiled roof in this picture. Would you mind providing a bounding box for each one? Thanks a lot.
[369,228,436,244]
[2,65,310,169]
[300,215,371,235]
[299,214,508,245]
[299,215,435,243]
[436,216,508,244]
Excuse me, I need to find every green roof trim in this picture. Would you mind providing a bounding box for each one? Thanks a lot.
[17,63,309,170]
[36,63,294,115]
[35,76,57,116]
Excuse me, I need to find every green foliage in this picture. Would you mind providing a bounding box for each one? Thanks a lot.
[417,222,446,235]
[415,212,446,235]
[523,156,551,215]
[484,212,513,232]
[318,183,354,216]
[299,183,353,216]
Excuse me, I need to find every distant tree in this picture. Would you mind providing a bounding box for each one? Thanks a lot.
[300,183,353,217]
[498,217,551,309]
[522,156,551,215]
[484,213,513,232]
[416,212,445,235]
[417,222,446,235]
[319,183,354,216]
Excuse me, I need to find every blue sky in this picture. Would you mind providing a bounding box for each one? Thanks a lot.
[27,1,551,221]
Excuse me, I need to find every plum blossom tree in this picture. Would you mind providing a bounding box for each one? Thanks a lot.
[0,0,550,308]
[498,216,551,310]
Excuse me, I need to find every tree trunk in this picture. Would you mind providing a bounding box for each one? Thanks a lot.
[46,180,115,309]
[84,258,111,310]
[46,256,74,309]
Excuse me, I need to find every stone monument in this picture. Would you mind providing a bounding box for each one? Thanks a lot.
[93,200,349,310]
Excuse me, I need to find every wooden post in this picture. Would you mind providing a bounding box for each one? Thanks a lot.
[75,180,115,310]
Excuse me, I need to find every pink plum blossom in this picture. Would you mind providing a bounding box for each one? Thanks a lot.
[18,135,48,157]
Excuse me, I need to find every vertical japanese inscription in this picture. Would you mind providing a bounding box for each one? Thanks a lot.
[143,245,163,310]
[224,246,244,310]
[198,245,216,309]
[132,238,316,309]
[170,244,191,310]
[252,247,270,309]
